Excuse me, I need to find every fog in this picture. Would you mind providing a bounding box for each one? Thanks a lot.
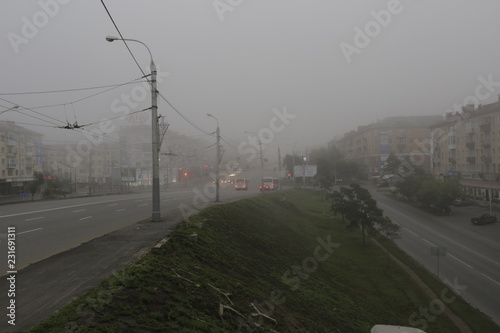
[2,0,500,157]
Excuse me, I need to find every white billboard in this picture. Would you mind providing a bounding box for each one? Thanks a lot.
[294,165,317,177]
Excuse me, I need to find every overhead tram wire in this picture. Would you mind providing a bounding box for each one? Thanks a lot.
[101,0,213,137]
[0,97,64,126]
[13,76,147,112]
[0,76,146,129]
[0,79,147,96]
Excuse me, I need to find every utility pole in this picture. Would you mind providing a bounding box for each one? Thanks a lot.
[151,62,161,222]
[216,124,221,201]
[259,139,264,190]
[208,113,220,202]
[244,131,264,190]
[302,155,306,186]
[278,144,282,189]
[88,149,92,196]
[106,35,160,222]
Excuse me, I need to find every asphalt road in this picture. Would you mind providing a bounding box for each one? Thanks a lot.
[369,186,500,327]
[0,173,264,332]
[0,176,263,273]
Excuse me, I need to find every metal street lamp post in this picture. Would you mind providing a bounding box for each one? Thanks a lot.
[292,142,297,183]
[207,113,220,202]
[106,35,161,221]
[244,131,264,190]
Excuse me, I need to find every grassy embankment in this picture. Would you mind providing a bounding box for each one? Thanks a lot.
[30,189,499,332]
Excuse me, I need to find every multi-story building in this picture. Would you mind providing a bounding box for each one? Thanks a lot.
[0,121,43,194]
[44,141,121,193]
[332,115,442,179]
[431,97,500,200]
[117,124,211,185]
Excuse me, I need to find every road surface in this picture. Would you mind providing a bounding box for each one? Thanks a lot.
[369,187,500,326]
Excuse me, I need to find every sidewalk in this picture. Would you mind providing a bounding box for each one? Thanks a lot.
[0,208,186,332]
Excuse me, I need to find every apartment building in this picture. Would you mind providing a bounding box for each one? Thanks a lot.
[431,98,500,199]
[44,141,121,193]
[332,115,442,179]
[0,121,43,194]
[117,124,211,185]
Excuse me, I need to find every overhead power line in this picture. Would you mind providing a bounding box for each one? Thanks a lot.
[100,0,212,136]
[0,80,146,96]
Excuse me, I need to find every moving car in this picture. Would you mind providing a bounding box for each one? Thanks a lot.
[234,178,249,190]
[470,213,497,225]
[260,177,279,191]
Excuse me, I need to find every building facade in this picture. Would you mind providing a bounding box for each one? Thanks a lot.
[0,121,43,194]
[332,115,442,179]
[431,98,500,200]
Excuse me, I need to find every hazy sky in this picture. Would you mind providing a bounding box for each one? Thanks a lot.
[2,0,500,157]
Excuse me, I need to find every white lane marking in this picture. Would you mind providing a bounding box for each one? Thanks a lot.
[25,216,44,221]
[422,238,437,247]
[0,196,150,219]
[481,273,500,286]
[378,201,500,267]
[107,204,118,207]
[18,227,43,235]
[137,203,149,207]
[79,216,93,221]
[116,209,125,212]
[72,209,85,213]
[448,253,474,269]
[404,227,419,238]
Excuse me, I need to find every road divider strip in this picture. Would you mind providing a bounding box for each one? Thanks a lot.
[17,228,42,235]
[25,216,44,222]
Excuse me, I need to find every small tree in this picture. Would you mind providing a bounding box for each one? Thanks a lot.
[29,171,45,200]
[328,188,349,223]
[382,152,401,176]
[329,183,383,246]
[317,175,333,199]
[377,216,401,266]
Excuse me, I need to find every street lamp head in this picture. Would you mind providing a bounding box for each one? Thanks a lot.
[207,113,213,117]
[105,35,120,42]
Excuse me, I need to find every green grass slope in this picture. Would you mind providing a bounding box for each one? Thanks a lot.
[30,190,498,332]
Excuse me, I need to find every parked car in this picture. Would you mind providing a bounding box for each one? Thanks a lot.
[470,213,497,225]
[376,181,389,188]
[452,198,474,206]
